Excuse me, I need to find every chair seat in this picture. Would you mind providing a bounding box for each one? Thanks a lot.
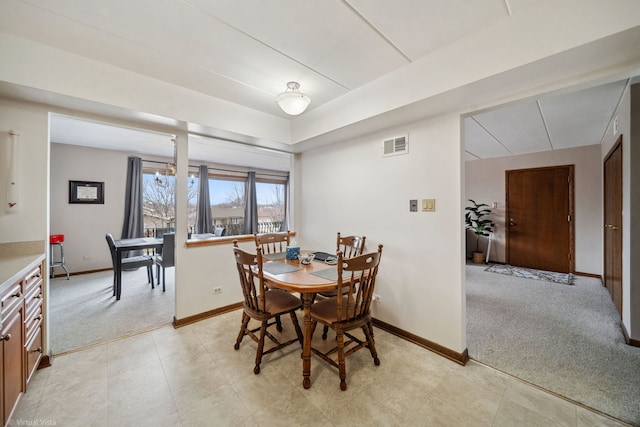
[122,255,154,269]
[264,289,303,315]
[310,296,363,325]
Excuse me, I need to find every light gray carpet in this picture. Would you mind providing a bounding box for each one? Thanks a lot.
[49,267,174,355]
[466,263,640,426]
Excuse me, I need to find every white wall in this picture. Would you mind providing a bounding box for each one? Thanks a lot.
[0,99,49,246]
[465,144,602,275]
[294,115,466,353]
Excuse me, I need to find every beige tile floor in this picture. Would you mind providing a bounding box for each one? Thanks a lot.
[14,310,631,426]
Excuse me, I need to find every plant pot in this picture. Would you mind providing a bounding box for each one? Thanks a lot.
[472,251,485,264]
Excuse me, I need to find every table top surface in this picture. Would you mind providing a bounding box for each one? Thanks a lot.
[114,237,163,250]
[261,255,339,294]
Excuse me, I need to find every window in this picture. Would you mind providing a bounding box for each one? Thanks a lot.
[143,170,176,234]
[143,168,198,236]
[209,175,246,236]
[256,181,286,233]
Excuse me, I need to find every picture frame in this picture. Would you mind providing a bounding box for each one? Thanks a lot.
[69,180,104,204]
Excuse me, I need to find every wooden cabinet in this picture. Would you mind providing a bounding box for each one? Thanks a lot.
[1,281,25,426]
[0,261,43,427]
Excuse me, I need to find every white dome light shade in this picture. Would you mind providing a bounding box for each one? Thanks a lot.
[276,82,311,115]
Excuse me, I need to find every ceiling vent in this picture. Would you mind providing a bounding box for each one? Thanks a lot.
[383,135,408,157]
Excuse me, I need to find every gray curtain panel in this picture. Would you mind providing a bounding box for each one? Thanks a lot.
[195,165,212,234]
[121,156,144,256]
[243,171,258,234]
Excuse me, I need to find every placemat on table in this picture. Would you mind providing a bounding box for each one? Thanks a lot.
[262,262,301,275]
[310,267,352,281]
[263,252,286,260]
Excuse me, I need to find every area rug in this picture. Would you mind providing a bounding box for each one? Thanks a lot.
[485,264,574,285]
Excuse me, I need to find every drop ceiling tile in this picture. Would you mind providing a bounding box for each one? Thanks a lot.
[464,117,512,159]
[540,80,627,149]
[187,0,409,89]
[348,0,508,60]
[472,101,551,155]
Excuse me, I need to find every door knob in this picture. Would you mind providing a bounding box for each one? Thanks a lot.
[605,224,619,230]
[509,218,517,226]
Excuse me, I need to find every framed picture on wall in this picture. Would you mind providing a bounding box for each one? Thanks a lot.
[69,180,104,204]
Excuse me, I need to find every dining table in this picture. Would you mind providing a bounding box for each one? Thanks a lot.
[260,251,340,389]
[113,237,163,300]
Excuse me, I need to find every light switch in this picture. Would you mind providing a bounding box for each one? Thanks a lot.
[422,199,435,212]
[409,199,418,212]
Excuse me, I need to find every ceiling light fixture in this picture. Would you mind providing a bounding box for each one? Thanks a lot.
[276,81,311,115]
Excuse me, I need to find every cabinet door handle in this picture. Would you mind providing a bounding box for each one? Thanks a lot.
[32,347,42,353]
[36,294,43,299]
[12,291,22,298]
[0,334,11,341]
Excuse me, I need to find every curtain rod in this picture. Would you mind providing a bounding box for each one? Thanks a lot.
[141,159,288,178]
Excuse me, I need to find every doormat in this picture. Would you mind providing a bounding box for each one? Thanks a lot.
[485,264,574,285]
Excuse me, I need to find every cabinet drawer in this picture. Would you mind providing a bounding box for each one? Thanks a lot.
[24,283,43,314]
[24,304,42,340]
[1,282,22,317]
[23,265,43,295]
[25,326,43,385]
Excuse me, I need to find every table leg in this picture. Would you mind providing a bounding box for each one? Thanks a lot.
[302,293,312,389]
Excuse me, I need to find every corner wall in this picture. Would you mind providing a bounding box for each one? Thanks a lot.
[295,114,466,353]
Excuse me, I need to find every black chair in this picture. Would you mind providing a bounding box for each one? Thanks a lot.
[214,226,226,237]
[155,232,175,292]
[105,233,154,295]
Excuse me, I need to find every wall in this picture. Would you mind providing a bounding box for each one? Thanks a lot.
[295,114,466,353]
[465,144,602,275]
[0,99,49,246]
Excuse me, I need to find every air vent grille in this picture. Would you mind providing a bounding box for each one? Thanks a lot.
[383,135,408,156]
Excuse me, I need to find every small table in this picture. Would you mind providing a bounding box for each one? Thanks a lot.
[261,254,339,389]
[113,237,163,300]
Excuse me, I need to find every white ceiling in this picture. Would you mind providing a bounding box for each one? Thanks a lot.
[2,0,639,166]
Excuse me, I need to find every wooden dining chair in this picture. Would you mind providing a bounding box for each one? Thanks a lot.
[232,241,304,375]
[154,232,175,292]
[309,244,383,391]
[254,231,290,254]
[318,232,367,339]
[105,233,154,294]
[337,232,366,258]
[254,231,292,331]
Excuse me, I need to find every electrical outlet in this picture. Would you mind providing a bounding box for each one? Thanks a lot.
[212,287,223,294]
[372,294,381,303]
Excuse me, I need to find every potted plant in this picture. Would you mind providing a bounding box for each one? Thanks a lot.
[465,199,494,264]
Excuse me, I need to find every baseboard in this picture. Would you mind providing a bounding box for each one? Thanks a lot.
[621,323,640,347]
[574,271,602,280]
[173,302,243,328]
[51,267,112,278]
[37,351,53,370]
[372,318,469,366]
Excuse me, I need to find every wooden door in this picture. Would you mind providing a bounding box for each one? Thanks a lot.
[604,137,623,317]
[506,165,574,273]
